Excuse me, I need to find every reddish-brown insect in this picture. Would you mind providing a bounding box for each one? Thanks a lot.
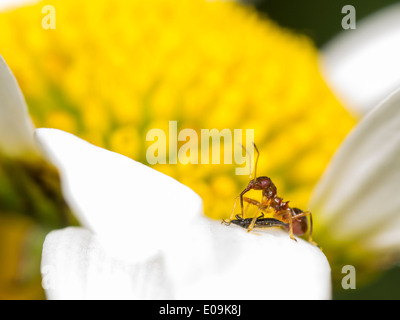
[225,143,316,245]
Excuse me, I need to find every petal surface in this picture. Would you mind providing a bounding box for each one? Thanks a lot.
[321,4,400,114]
[41,227,172,300]
[173,221,331,300]
[0,55,38,157]
[42,221,331,300]
[35,128,203,262]
[310,88,400,245]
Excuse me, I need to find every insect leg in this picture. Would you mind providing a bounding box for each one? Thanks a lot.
[222,196,240,225]
[243,197,261,207]
[247,207,263,233]
[229,196,240,221]
[274,209,297,242]
[243,201,253,217]
[287,214,296,242]
[291,210,318,246]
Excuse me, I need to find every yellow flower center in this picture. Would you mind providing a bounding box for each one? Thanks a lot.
[0,0,356,219]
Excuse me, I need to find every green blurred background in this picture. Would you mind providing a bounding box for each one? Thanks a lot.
[254,0,399,47]
[253,0,400,299]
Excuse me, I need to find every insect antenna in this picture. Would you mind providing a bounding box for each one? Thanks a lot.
[253,142,260,181]
[241,142,258,182]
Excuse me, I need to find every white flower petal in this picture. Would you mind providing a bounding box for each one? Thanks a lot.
[41,227,172,300]
[34,128,203,262]
[310,88,400,243]
[321,4,400,114]
[42,221,331,300]
[0,55,38,157]
[365,218,400,252]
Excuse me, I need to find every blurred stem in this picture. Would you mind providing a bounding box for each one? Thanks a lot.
[0,155,75,228]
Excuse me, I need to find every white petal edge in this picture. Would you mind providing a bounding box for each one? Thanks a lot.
[42,220,331,300]
[309,88,400,248]
[34,128,203,262]
[321,3,400,115]
[0,55,38,157]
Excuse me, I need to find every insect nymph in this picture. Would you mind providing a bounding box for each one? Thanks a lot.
[224,143,316,245]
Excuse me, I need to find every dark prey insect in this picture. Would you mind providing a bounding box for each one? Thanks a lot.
[223,212,289,230]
